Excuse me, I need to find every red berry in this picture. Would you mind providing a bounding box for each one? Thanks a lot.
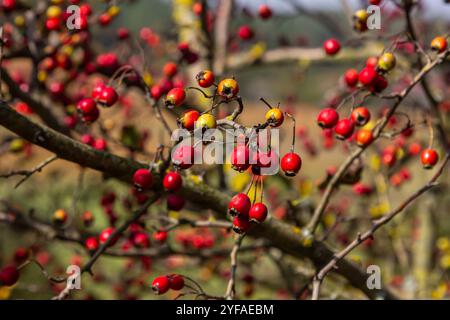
[369,0,382,5]
[77,98,97,115]
[85,237,99,252]
[92,83,106,101]
[172,145,195,169]
[370,74,388,93]
[81,134,95,146]
[228,193,251,217]
[152,276,170,295]
[344,69,359,87]
[358,66,378,86]
[163,62,178,78]
[258,4,272,19]
[169,274,185,291]
[351,107,371,126]
[94,138,107,151]
[230,145,250,172]
[352,182,373,196]
[317,108,339,129]
[77,98,100,123]
[430,36,448,53]
[80,4,92,16]
[179,109,200,131]
[409,142,422,156]
[232,215,251,234]
[192,2,202,15]
[323,39,341,56]
[98,13,112,26]
[14,248,30,264]
[249,203,268,223]
[238,25,254,40]
[382,150,397,167]
[421,149,439,169]
[98,86,118,107]
[82,108,100,123]
[96,53,119,70]
[117,27,130,40]
[334,118,355,140]
[0,266,20,287]
[82,211,94,227]
[196,70,215,88]
[133,168,153,190]
[45,17,61,31]
[355,129,374,147]
[133,232,150,248]
[153,231,168,243]
[1,0,16,12]
[178,42,190,53]
[150,85,164,100]
[366,56,379,68]
[280,152,302,177]
[165,88,186,108]
[167,194,185,211]
[163,171,183,192]
[99,227,119,246]
[78,14,89,31]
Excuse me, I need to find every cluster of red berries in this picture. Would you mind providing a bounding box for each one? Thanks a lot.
[229,143,302,178]
[176,230,215,249]
[227,193,268,234]
[132,166,186,212]
[317,106,372,144]
[87,225,168,254]
[81,134,108,151]
[150,60,187,101]
[390,168,412,188]
[151,274,184,295]
[77,83,119,123]
[84,227,119,252]
[344,55,393,93]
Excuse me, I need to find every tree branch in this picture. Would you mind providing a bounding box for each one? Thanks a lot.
[0,67,70,135]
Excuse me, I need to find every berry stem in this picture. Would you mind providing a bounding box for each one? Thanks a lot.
[285,112,296,152]
[253,177,258,204]
[427,118,434,149]
[259,97,273,109]
[246,175,255,195]
[260,176,264,203]
[186,86,214,99]
[108,64,134,87]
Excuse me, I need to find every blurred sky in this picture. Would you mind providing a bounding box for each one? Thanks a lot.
[234,0,450,20]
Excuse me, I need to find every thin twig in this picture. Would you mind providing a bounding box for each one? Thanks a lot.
[1,155,58,189]
[224,234,246,300]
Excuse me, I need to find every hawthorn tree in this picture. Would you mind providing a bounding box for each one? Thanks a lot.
[0,0,449,300]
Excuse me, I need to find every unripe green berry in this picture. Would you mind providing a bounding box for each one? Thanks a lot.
[377,52,396,72]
